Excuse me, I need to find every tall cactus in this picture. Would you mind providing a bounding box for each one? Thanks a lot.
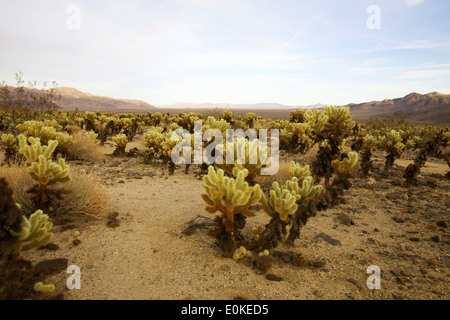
[201,166,262,256]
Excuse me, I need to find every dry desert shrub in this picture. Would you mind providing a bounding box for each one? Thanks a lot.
[0,165,110,218]
[68,129,104,162]
[255,160,292,192]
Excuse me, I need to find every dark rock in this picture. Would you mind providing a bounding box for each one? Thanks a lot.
[437,220,448,229]
[335,214,354,226]
[392,217,405,223]
[35,258,68,272]
[430,236,440,243]
[265,274,283,281]
[315,233,341,246]
[38,243,59,251]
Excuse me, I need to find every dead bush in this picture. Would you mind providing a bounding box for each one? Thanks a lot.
[68,129,104,163]
[0,166,110,218]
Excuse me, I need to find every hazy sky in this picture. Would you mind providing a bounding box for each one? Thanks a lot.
[0,0,449,106]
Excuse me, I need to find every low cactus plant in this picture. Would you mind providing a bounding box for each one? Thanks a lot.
[9,209,53,254]
[18,134,72,212]
[201,166,262,256]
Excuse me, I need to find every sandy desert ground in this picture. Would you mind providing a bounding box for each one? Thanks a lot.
[20,138,449,300]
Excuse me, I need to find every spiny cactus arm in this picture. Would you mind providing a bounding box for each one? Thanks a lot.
[10,210,53,253]
[289,161,311,181]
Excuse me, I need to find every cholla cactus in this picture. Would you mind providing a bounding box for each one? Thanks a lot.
[215,137,269,185]
[404,130,450,186]
[290,109,306,123]
[261,181,298,223]
[255,175,322,251]
[202,166,262,255]
[289,161,310,182]
[306,106,355,184]
[18,135,72,212]
[245,112,257,127]
[360,134,378,176]
[9,209,53,254]
[222,109,233,124]
[112,133,128,156]
[143,126,165,161]
[85,130,98,142]
[203,116,231,133]
[331,151,358,188]
[54,132,76,157]
[380,130,405,172]
[1,133,18,164]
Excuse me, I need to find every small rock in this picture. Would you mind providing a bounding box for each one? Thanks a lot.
[35,258,68,272]
[38,243,60,251]
[386,192,402,200]
[335,214,354,226]
[393,217,405,223]
[425,224,435,230]
[430,236,440,243]
[315,233,341,246]
[86,264,93,269]
[265,274,283,281]
[437,220,448,229]
[312,290,324,298]
[409,237,420,242]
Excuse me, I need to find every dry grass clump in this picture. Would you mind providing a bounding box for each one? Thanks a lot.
[0,165,110,218]
[255,160,292,192]
[68,128,104,163]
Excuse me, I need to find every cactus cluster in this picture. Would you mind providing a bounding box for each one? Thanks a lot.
[215,137,269,185]
[18,134,72,212]
[306,106,356,184]
[202,166,262,255]
[380,129,405,172]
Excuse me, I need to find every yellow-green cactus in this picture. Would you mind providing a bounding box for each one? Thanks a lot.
[112,133,128,155]
[232,246,252,260]
[202,166,262,249]
[215,137,269,184]
[34,282,55,294]
[360,134,378,175]
[380,130,405,172]
[332,151,358,180]
[1,133,18,163]
[331,152,358,188]
[203,116,231,133]
[10,210,53,254]
[1,133,17,150]
[306,106,355,184]
[54,132,76,156]
[284,176,323,199]
[143,126,165,160]
[18,134,72,211]
[289,161,311,182]
[85,130,98,142]
[261,181,298,223]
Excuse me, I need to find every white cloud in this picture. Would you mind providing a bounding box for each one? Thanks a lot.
[404,0,425,7]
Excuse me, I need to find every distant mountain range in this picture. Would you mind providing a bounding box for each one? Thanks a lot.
[160,102,327,109]
[54,87,156,111]
[2,86,448,125]
[344,92,450,125]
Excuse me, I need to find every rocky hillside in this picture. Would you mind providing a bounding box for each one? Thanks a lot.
[54,87,155,112]
[346,92,450,125]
